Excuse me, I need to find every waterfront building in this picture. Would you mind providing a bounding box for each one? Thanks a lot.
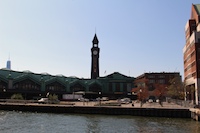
[183,4,200,104]
[0,69,135,100]
[132,72,181,101]
[0,34,135,100]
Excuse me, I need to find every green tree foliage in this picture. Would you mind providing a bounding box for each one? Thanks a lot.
[48,94,59,104]
[48,94,58,101]
[11,93,24,100]
[167,76,185,100]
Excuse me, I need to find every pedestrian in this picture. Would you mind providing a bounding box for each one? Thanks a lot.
[159,94,163,107]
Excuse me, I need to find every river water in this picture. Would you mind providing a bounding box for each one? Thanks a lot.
[0,110,199,133]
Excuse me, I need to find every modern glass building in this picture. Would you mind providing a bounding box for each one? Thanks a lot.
[6,60,11,70]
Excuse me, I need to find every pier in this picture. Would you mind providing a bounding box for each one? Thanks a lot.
[0,100,192,119]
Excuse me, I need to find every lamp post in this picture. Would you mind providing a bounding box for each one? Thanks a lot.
[140,89,142,107]
[99,91,101,106]
[83,92,85,105]
[73,88,74,101]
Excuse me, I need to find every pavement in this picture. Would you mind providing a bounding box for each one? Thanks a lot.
[0,100,189,109]
[61,100,189,109]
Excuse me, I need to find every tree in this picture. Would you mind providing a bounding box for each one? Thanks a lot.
[48,94,59,104]
[167,77,184,100]
[153,84,168,107]
[154,84,167,96]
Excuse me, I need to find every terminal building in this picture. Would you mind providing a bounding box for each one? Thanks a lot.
[0,33,184,101]
[0,34,135,100]
[0,69,135,100]
[183,4,200,104]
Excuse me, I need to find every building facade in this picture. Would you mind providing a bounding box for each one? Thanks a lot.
[132,72,181,101]
[183,4,200,104]
[0,69,135,100]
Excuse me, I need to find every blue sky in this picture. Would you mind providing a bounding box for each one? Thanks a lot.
[0,0,199,78]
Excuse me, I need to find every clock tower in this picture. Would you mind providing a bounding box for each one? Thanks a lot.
[91,34,100,79]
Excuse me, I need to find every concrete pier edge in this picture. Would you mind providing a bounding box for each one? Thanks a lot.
[0,103,191,119]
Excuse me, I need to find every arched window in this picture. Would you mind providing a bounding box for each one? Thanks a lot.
[115,83,120,92]
[123,83,127,92]
[109,83,112,92]
[13,79,40,91]
[70,83,85,92]
[46,81,65,92]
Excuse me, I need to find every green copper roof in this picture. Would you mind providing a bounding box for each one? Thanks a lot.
[194,4,200,15]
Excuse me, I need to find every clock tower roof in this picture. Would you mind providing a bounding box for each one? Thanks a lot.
[92,34,99,44]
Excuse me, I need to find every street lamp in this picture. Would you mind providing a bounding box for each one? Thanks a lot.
[140,89,142,107]
[99,91,101,106]
[73,88,75,101]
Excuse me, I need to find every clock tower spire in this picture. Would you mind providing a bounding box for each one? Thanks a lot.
[91,34,100,79]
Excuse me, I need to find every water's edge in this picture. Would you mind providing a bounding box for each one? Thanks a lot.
[0,103,191,118]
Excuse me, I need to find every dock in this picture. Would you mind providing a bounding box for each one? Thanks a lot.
[0,101,192,119]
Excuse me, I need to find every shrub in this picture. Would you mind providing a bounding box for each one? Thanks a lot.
[48,94,59,104]
[11,93,24,100]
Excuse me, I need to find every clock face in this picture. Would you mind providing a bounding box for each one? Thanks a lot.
[93,50,98,55]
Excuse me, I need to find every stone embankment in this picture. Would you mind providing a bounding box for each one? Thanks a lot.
[0,100,191,119]
[190,108,200,121]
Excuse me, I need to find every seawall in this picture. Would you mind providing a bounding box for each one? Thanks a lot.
[0,103,191,118]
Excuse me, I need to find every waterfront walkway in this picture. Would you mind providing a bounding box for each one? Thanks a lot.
[0,99,189,109]
[0,100,192,119]
[60,100,189,109]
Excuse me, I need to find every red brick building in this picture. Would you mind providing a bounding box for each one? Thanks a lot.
[183,4,200,104]
[132,72,181,101]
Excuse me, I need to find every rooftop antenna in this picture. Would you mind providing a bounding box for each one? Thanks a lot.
[8,53,10,60]
[95,27,97,34]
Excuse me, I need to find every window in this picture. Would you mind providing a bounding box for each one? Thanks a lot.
[148,75,155,78]
[158,75,165,78]
[109,83,112,92]
[149,80,155,83]
[148,84,155,91]
[115,83,120,92]
[123,83,127,92]
[13,79,40,91]
[158,79,165,84]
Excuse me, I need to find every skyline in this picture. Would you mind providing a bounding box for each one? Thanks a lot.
[0,0,199,78]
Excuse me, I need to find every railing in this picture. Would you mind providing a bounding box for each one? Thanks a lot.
[166,98,194,108]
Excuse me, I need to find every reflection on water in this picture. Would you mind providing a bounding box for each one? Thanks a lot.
[0,110,199,133]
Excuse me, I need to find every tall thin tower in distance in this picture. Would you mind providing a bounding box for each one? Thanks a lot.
[6,55,11,70]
